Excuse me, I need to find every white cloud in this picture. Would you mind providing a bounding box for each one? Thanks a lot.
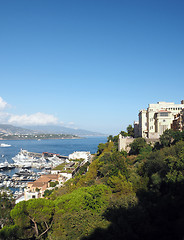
[68,122,75,125]
[8,112,59,126]
[0,97,9,110]
[0,97,76,127]
[0,112,11,123]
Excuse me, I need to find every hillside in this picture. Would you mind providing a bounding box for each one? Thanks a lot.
[0,124,35,135]
[1,129,184,239]
[0,124,105,137]
[24,125,106,136]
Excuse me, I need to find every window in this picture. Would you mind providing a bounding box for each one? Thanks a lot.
[160,112,169,117]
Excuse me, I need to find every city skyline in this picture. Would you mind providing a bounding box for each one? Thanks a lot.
[1,1,184,135]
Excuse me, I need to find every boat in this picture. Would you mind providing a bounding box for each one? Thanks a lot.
[12,149,38,167]
[0,143,11,147]
[0,160,9,170]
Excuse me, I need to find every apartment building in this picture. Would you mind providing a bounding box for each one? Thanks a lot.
[135,100,184,139]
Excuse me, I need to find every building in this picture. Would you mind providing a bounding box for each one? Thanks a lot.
[134,121,139,138]
[69,151,91,163]
[135,100,184,139]
[118,135,134,152]
[24,174,59,201]
[172,109,184,131]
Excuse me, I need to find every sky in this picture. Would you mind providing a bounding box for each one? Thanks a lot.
[0,0,184,135]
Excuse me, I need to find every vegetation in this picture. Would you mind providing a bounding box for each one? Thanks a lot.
[0,192,15,229]
[1,129,184,239]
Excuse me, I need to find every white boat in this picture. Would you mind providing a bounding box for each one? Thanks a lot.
[12,149,37,167]
[0,143,11,147]
[0,160,9,169]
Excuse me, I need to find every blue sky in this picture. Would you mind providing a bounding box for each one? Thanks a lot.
[0,0,184,135]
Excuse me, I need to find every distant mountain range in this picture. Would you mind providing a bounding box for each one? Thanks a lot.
[0,124,106,137]
[0,124,35,135]
[25,125,106,136]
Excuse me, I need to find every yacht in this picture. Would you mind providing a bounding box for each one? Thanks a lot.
[0,143,11,147]
[12,149,36,167]
[0,159,9,170]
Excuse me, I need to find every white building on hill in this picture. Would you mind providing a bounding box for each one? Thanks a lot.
[135,100,184,139]
[69,151,91,163]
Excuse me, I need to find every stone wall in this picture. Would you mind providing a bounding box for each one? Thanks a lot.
[118,135,159,152]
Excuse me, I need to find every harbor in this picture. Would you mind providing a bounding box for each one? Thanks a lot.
[0,148,69,198]
[0,137,107,198]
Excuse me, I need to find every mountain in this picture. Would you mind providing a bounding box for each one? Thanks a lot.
[0,124,36,135]
[24,125,106,136]
[0,124,106,136]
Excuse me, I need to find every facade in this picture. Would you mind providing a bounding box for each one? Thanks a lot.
[138,110,147,138]
[69,151,91,163]
[135,100,184,139]
[24,174,59,201]
[118,135,134,152]
[172,109,184,131]
[134,121,139,138]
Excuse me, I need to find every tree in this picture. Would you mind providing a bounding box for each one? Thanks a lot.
[0,192,15,229]
[50,185,111,240]
[129,138,147,155]
[0,225,20,240]
[98,151,128,181]
[10,198,55,239]
[97,143,107,156]
[107,173,133,195]
[127,125,134,137]
[160,129,175,147]
[120,131,128,137]
[107,135,113,142]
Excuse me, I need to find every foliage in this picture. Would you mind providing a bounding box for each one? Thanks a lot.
[0,192,15,229]
[76,161,90,176]
[98,151,128,182]
[129,138,148,155]
[10,198,55,239]
[107,135,118,143]
[127,124,134,137]
[49,209,109,240]
[54,184,111,214]
[52,163,66,170]
[157,129,184,149]
[160,129,175,147]
[44,189,54,197]
[120,131,128,137]
[107,173,133,195]
[50,181,59,187]
[97,143,107,156]
[3,131,184,240]
[0,225,20,240]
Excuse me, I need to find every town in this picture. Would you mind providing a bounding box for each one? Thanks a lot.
[0,150,91,204]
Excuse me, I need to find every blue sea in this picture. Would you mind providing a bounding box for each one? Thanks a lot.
[0,137,107,177]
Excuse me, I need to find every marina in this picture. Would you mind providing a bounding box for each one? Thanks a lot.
[0,149,69,197]
[0,137,107,198]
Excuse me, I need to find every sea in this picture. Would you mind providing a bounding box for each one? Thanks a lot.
[0,136,107,178]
